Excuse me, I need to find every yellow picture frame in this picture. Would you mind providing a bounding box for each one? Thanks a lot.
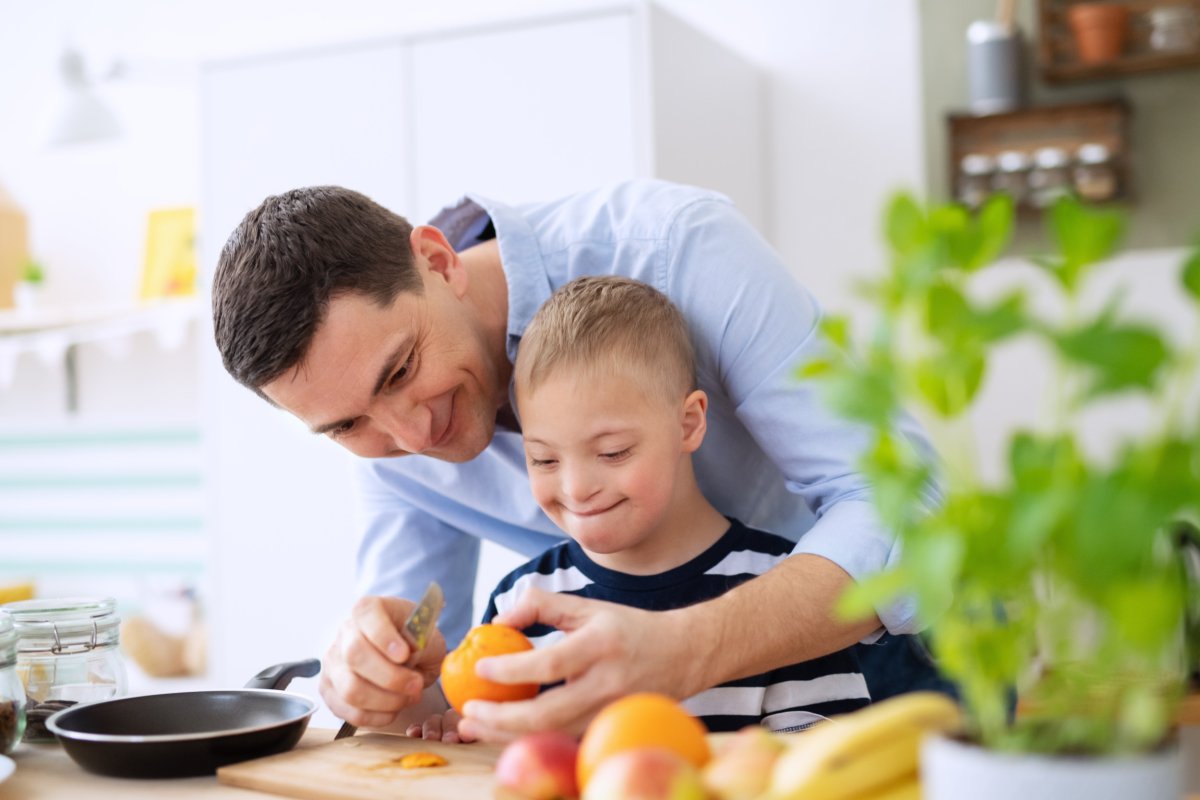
[140,207,197,300]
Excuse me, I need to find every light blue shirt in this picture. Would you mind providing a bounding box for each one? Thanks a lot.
[356,180,935,647]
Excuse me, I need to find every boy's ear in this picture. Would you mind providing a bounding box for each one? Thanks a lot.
[680,389,708,454]
[411,225,468,298]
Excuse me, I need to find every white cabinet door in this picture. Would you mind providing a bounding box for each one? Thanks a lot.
[199,43,408,689]
[408,11,642,222]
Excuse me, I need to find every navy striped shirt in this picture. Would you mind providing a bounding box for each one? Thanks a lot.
[483,518,871,733]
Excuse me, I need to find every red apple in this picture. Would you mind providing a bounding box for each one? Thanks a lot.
[495,730,581,800]
[702,726,785,800]
[582,748,707,800]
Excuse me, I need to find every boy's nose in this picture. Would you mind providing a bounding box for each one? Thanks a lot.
[561,463,601,504]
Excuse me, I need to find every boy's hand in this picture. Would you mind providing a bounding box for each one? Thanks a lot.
[320,595,448,729]
[406,709,475,743]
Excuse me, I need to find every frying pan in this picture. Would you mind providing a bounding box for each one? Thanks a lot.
[45,658,320,778]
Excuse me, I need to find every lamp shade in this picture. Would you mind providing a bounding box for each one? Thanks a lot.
[46,48,121,147]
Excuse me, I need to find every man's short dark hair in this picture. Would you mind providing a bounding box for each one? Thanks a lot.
[212,186,422,398]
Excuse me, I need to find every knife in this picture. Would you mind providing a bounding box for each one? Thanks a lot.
[334,581,445,740]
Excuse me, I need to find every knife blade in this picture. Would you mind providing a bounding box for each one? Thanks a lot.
[334,581,444,740]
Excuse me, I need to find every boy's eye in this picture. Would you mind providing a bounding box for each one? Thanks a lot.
[601,448,632,461]
[529,457,557,468]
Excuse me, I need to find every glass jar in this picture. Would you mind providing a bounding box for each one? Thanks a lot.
[1028,146,1072,208]
[992,150,1032,205]
[4,597,127,742]
[0,612,26,754]
[1148,6,1200,53]
[957,153,995,209]
[1073,142,1118,202]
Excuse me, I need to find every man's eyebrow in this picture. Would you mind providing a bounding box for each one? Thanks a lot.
[309,339,412,435]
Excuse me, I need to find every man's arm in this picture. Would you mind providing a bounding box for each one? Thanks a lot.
[456,554,877,740]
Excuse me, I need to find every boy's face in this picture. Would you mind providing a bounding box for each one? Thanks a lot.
[517,365,704,570]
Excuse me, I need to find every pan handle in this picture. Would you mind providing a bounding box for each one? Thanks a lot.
[244,658,321,690]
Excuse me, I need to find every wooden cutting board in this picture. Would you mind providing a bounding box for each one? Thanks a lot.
[217,733,506,800]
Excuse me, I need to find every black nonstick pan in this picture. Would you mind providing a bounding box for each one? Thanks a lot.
[45,658,320,778]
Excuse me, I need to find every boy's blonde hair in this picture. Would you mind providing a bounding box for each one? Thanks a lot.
[515,276,696,404]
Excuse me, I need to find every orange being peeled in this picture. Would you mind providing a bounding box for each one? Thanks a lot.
[577,692,710,791]
[440,624,539,714]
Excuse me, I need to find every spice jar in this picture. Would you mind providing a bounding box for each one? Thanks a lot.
[1028,146,1072,208]
[5,597,127,742]
[0,612,26,754]
[992,150,1032,206]
[1148,6,1200,52]
[1074,142,1118,202]
[957,153,995,209]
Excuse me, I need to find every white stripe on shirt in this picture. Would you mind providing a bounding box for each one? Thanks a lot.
[705,549,786,578]
[492,565,592,615]
[763,674,870,712]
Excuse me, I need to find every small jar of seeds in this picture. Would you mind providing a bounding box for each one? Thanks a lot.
[4,598,127,742]
[0,612,26,753]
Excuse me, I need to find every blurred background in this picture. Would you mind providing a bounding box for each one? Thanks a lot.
[0,0,1196,725]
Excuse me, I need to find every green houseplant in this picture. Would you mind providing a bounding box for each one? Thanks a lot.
[805,193,1199,797]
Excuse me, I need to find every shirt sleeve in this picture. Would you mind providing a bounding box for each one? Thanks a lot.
[355,461,481,649]
[664,197,938,634]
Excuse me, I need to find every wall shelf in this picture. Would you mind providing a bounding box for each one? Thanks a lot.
[1038,0,1200,84]
[0,297,200,409]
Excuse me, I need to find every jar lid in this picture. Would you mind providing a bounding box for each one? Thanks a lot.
[1076,143,1111,164]
[4,597,120,653]
[996,150,1031,171]
[1034,147,1069,168]
[1149,6,1197,22]
[960,153,995,175]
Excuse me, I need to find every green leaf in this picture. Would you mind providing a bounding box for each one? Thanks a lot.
[914,349,985,417]
[970,193,1015,271]
[837,567,913,622]
[972,291,1027,343]
[926,282,972,345]
[1054,314,1170,398]
[797,358,833,379]
[885,193,926,257]
[821,315,851,350]
[1182,247,1200,302]
[1046,197,1125,292]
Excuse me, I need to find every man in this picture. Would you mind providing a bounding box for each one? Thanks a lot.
[212,180,945,741]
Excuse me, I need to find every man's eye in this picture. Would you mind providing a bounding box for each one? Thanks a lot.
[330,420,356,438]
[601,448,632,461]
[389,353,414,387]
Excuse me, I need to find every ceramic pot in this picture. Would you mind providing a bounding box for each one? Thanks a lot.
[922,734,1182,800]
[1068,3,1130,64]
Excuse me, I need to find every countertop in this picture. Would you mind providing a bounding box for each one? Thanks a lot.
[0,727,338,800]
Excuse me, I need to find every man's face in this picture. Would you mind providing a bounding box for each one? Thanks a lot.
[262,262,505,461]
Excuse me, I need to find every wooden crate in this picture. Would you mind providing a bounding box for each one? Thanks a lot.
[947,98,1131,210]
[1038,0,1200,83]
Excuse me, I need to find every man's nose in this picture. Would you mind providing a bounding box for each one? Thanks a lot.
[376,401,434,454]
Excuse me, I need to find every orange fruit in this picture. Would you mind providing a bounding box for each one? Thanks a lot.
[577,692,710,790]
[440,624,539,714]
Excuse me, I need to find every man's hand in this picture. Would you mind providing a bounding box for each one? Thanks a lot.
[456,588,706,742]
[320,595,448,728]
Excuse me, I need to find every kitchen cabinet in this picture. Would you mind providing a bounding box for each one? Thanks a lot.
[198,3,762,693]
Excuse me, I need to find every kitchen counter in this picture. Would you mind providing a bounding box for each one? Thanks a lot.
[0,728,338,800]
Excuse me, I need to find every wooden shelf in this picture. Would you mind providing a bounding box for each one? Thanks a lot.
[947,98,1132,212]
[1038,0,1200,84]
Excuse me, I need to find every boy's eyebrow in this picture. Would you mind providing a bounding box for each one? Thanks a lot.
[524,428,634,446]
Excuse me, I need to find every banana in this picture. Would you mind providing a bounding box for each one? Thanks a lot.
[766,691,961,800]
[859,777,922,800]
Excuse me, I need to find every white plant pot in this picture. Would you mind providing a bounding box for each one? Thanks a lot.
[13,281,41,313]
[922,733,1182,800]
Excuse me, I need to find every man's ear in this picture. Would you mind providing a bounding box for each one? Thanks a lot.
[411,225,467,298]
[680,389,708,454]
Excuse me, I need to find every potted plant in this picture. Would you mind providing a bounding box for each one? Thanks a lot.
[14,258,45,313]
[804,193,1199,799]
[1068,2,1130,64]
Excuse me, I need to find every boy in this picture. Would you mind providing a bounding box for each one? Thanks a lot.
[412,276,870,740]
